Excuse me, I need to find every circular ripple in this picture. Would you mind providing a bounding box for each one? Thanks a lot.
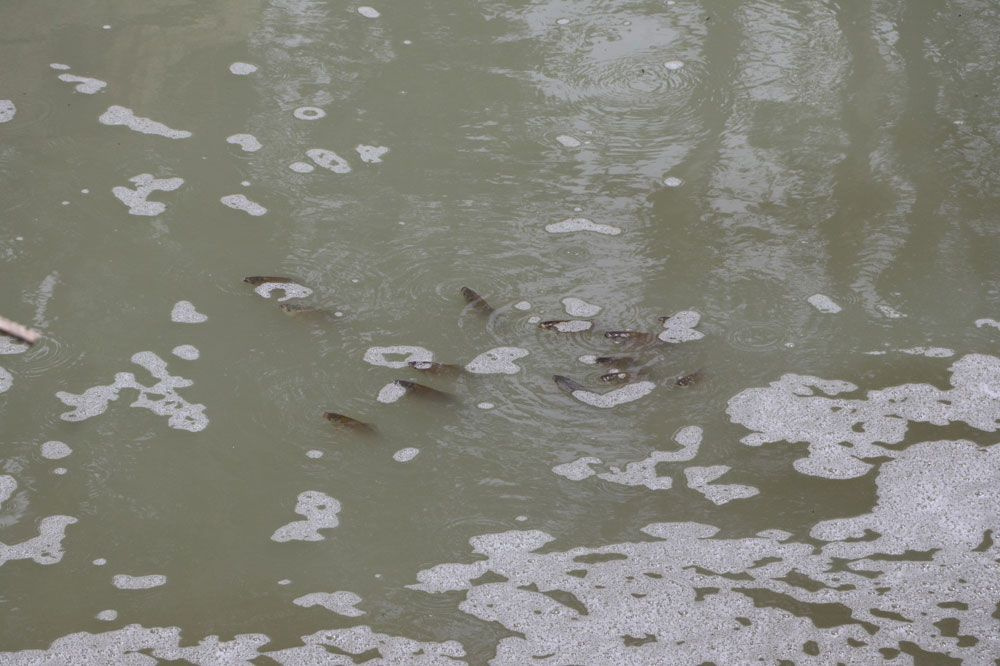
[0,97,53,132]
[724,320,791,353]
[19,335,85,378]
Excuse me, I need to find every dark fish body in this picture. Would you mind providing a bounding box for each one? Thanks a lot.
[395,379,455,402]
[595,356,637,366]
[460,287,494,314]
[553,375,587,394]
[322,412,375,433]
[676,370,704,387]
[244,276,295,286]
[599,371,631,384]
[656,315,673,325]
[604,330,654,343]
[408,361,463,375]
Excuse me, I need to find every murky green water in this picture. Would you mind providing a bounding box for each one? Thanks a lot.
[2,0,999,663]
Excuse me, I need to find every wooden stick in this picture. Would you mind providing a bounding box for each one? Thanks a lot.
[0,315,41,345]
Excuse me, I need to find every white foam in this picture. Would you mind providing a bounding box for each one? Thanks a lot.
[556,18,569,25]
[556,135,581,148]
[52,468,67,475]
[289,161,315,173]
[684,466,760,505]
[49,63,71,70]
[465,347,529,375]
[552,457,602,481]
[99,106,191,139]
[477,402,495,410]
[253,282,313,302]
[0,515,77,567]
[278,579,291,585]
[514,301,531,311]
[561,297,601,317]
[293,106,326,121]
[358,6,380,18]
[545,319,592,333]
[0,100,13,123]
[93,558,107,566]
[975,317,1000,330]
[664,60,685,70]
[112,574,167,590]
[56,351,209,432]
[271,491,341,542]
[807,294,842,313]
[57,73,107,94]
[226,133,262,152]
[293,591,365,617]
[171,345,199,361]
[112,173,184,216]
[0,366,11,394]
[377,381,407,404]
[567,380,656,408]
[393,447,420,463]
[96,610,118,622]
[306,450,323,459]
[363,345,433,369]
[41,441,72,460]
[0,476,16,509]
[229,62,258,75]
[545,218,621,236]
[355,144,389,163]
[306,148,351,173]
[171,301,207,323]
[221,194,267,216]
[662,176,683,187]
[577,355,597,365]
[658,310,704,343]
[897,346,954,358]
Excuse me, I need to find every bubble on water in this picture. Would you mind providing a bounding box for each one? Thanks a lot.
[56,351,209,432]
[229,62,258,75]
[271,491,341,542]
[306,450,323,459]
[545,218,621,236]
[93,558,107,566]
[377,381,407,404]
[96,610,117,622]
[664,60,685,70]
[99,106,191,139]
[294,591,365,617]
[403,39,412,45]
[357,6,380,18]
[112,173,184,216]
[577,355,597,365]
[0,515,77,566]
[465,347,529,375]
[567,381,657,409]
[61,200,70,206]
[49,63,71,70]
[278,579,291,585]
[102,24,110,29]
[171,301,206,323]
[561,297,601,317]
[171,345,199,361]
[226,133,261,152]
[658,310,704,343]
[662,176,683,187]
[57,73,107,94]
[293,106,326,121]
[52,468,67,475]
[393,448,420,463]
[355,144,389,163]
[556,134,581,148]
[807,294,842,313]
[975,317,1000,330]
[684,466,760,505]
[41,441,72,460]
[528,316,540,324]
[289,161,314,173]
[364,346,433,369]
[514,301,531,311]
[515,515,528,522]
[476,402,495,410]
[305,148,350,173]
[112,574,166,590]
[221,194,267,217]
[556,18,569,25]
[241,181,251,187]
[81,188,89,194]
[253,282,313,302]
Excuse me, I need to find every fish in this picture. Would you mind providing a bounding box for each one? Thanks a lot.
[407,361,464,375]
[460,287,494,315]
[595,355,637,366]
[394,379,455,402]
[244,276,296,286]
[553,374,587,395]
[322,412,376,433]
[656,315,673,325]
[604,330,655,343]
[675,370,704,387]
[599,371,632,384]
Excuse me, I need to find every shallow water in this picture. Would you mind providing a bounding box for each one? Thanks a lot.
[1,0,999,663]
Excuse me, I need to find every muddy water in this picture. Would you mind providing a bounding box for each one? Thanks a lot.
[1,0,999,663]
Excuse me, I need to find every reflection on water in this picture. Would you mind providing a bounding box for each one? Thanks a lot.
[1,0,999,662]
